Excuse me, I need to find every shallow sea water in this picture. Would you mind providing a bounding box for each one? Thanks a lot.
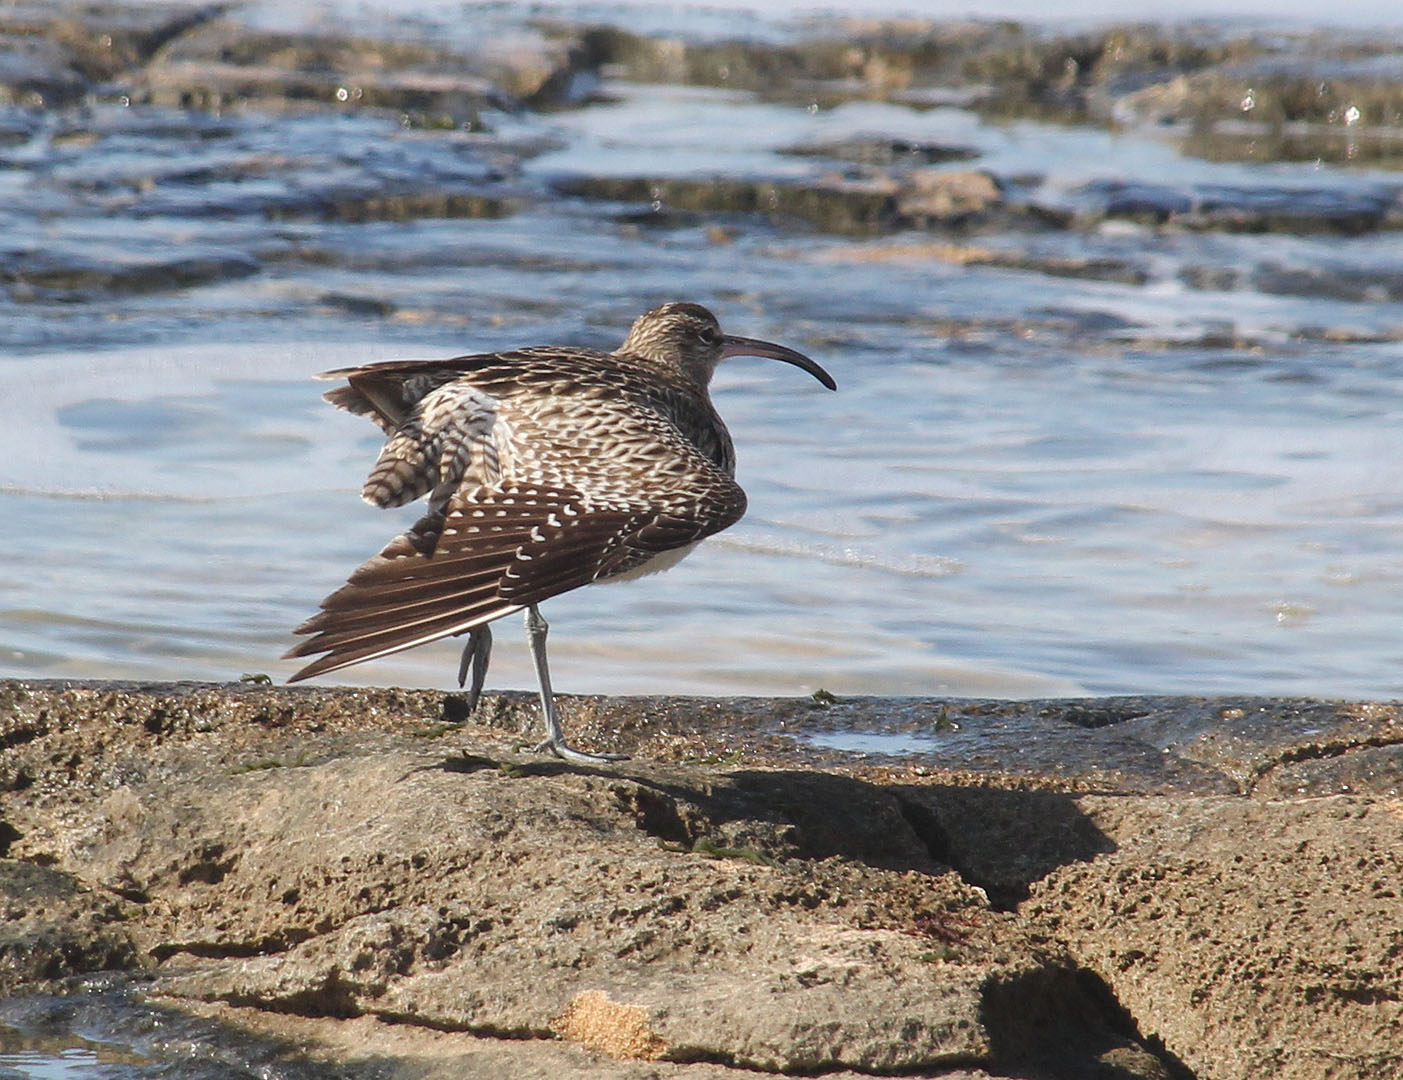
[3,4,1403,703]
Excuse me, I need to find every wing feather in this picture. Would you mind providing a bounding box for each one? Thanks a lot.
[286,475,744,682]
[292,567,507,638]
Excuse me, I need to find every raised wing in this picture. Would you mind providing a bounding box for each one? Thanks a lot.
[359,381,501,509]
[319,347,568,432]
[284,473,746,682]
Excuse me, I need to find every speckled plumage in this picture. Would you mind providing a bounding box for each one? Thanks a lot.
[285,302,834,759]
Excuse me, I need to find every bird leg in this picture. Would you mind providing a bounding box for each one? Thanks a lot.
[523,604,627,765]
[455,624,493,713]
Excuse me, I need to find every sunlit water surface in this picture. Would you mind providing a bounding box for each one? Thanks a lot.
[3,8,1403,703]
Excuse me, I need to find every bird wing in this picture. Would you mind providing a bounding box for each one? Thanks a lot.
[359,381,501,509]
[318,348,574,431]
[284,472,746,682]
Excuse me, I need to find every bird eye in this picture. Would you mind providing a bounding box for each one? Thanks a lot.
[697,325,720,345]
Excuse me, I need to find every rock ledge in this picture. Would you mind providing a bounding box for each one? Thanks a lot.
[2,680,1400,1079]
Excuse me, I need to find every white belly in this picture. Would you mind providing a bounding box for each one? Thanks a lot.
[604,541,702,583]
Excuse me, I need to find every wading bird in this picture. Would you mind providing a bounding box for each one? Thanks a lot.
[286,302,835,763]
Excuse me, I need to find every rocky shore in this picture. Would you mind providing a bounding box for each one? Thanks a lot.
[2,679,1400,1078]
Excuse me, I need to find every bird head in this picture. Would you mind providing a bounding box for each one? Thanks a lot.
[616,302,836,391]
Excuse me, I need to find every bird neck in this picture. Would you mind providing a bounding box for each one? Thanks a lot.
[613,347,716,396]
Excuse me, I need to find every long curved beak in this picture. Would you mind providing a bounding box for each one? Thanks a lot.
[721,335,837,390]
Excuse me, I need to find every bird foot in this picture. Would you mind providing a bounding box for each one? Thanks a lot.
[533,738,629,766]
[456,625,492,713]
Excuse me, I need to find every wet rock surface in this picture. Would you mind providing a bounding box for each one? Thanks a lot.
[3,680,1402,1078]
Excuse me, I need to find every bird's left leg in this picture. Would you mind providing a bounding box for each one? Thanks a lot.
[456,624,493,713]
[523,604,627,765]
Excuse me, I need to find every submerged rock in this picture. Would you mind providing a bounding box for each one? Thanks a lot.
[268,188,515,224]
[1250,260,1403,303]
[5,2,1403,176]
[780,136,980,167]
[0,1,222,106]
[130,17,506,122]
[800,238,1150,286]
[1,251,260,301]
[1066,177,1403,233]
[1125,51,1403,169]
[567,19,1265,125]
[555,170,1014,237]
[553,174,902,236]
[570,18,1403,173]
[0,1,591,117]
[561,167,1401,242]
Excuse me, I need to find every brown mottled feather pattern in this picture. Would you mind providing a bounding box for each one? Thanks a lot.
[286,344,747,681]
